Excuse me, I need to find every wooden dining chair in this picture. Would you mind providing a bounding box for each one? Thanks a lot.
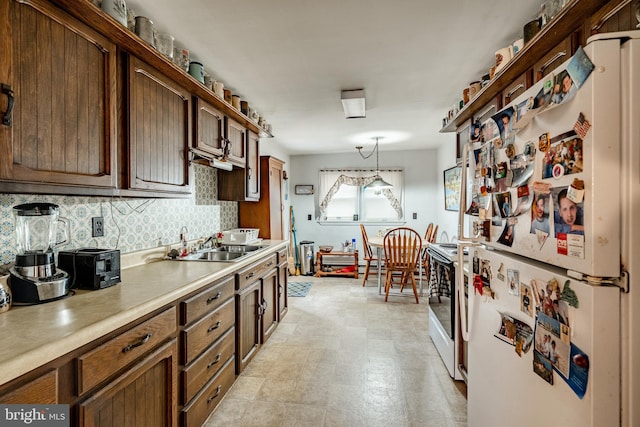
[383,227,422,303]
[360,224,379,286]
[417,223,437,278]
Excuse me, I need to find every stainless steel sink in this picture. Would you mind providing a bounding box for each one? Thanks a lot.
[171,244,267,262]
[215,244,266,253]
[193,251,245,261]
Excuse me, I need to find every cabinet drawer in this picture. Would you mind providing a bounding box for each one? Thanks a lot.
[182,299,234,365]
[180,276,234,325]
[77,307,177,395]
[182,327,234,405]
[0,370,57,404]
[236,254,278,291]
[182,357,235,427]
[276,247,288,264]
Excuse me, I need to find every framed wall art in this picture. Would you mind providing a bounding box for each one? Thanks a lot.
[295,185,314,195]
[443,166,463,211]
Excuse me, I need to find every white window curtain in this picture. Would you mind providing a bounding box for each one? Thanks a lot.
[318,169,403,221]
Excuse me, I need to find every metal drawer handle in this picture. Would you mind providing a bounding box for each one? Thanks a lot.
[122,333,152,353]
[245,272,255,279]
[266,262,273,267]
[2,84,14,127]
[206,292,222,304]
[207,321,222,333]
[207,354,222,369]
[506,83,525,100]
[278,284,283,296]
[207,386,222,403]
[476,104,496,120]
[540,51,567,74]
[262,299,267,311]
[257,304,264,317]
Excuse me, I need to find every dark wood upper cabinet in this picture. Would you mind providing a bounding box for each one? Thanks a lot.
[502,70,532,106]
[225,117,246,167]
[217,130,260,202]
[126,56,191,196]
[245,130,260,200]
[193,97,225,158]
[0,0,118,194]
[533,36,574,83]
[440,0,618,132]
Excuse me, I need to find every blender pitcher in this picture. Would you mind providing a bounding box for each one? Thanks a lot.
[13,203,69,254]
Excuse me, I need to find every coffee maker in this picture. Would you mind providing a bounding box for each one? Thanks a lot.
[9,203,71,304]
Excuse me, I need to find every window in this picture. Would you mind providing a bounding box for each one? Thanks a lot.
[318,169,404,223]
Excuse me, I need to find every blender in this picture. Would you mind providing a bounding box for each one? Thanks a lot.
[9,203,71,304]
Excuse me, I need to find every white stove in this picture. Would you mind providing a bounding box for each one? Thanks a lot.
[426,243,467,382]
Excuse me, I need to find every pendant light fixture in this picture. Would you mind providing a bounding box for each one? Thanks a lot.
[356,137,393,189]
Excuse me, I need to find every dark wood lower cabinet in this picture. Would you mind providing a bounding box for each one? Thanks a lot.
[235,280,261,374]
[261,269,278,343]
[0,370,57,404]
[278,260,289,321]
[181,357,235,427]
[78,339,178,427]
[0,249,289,427]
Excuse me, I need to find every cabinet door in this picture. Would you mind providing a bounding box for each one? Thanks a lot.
[277,261,288,321]
[128,56,191,195]
[267,158,284,240]
[0,0,117,192]
[235,280,261,374]
[225,117,246,167]
[261,269,278,344]
[533,36,573,83]
[193,97,224,157]
[473,97,500,125]
[78,340,178,427]
[502,70,531,106]
[238,156,285,239]
[245,130,260,201]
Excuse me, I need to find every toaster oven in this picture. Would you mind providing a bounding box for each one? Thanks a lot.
[58,248,121,290]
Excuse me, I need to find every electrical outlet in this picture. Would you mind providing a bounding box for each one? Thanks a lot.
[413,212,417,220]
[92,217,104,237]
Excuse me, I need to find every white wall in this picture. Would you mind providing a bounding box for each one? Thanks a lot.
[288,149,439,256]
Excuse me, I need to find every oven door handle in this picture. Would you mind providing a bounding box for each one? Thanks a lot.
[426,247,453,265]
[457,241,481,342]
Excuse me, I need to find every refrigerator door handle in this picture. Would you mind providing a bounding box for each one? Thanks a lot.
[458,140,482,243]
[457,241,481,342]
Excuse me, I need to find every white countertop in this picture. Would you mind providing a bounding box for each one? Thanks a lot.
[0,240,287,386]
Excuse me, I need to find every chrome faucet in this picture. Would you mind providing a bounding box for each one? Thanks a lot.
[201,234,216,249]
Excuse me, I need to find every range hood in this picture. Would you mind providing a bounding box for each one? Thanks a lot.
[189,148,233,171]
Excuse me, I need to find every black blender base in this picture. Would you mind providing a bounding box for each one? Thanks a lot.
[8,271,70,305]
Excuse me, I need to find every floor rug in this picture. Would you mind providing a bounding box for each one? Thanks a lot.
[288,282,313,297]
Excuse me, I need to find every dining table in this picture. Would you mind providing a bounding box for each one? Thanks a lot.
[368,235,430,297]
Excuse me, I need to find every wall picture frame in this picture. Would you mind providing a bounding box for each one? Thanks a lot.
[295,185,314,195]
[443,166,463,211]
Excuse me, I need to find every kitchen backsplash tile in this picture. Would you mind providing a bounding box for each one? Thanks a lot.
[0,164,238,267]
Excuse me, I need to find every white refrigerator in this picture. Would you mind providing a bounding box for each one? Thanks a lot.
[457,31,640,427]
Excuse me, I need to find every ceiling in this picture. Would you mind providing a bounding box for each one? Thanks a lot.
[124,0,541,155]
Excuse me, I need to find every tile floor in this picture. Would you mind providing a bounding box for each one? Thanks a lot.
[204,275,467,427]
